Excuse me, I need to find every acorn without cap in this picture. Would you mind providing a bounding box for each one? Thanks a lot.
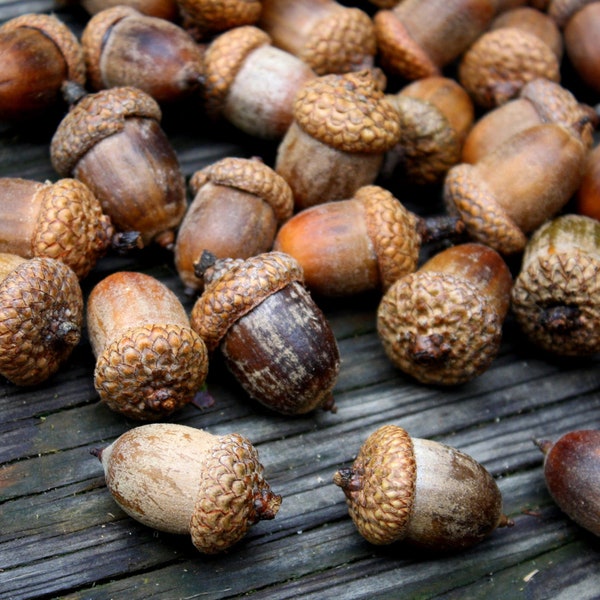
[334,424,512,551]
[0,254,83,386]
[87,271,209,420]
[93,423,282,554]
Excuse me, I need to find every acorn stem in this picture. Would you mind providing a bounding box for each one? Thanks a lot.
[538,305,581,333]
[90,447,104,460]
[253,488,283,521]
[533,438,553,455]
[416,214,466,244]
[410,333,452,365]
[193,250,218,279]
[332,467,363,492]
[497,514,515,528]
[61,80,88,106]
[53,320,81,346]
[111,231,144,254]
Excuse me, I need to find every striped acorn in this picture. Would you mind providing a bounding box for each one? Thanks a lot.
[87,271,209,420]
[93,423,282,554]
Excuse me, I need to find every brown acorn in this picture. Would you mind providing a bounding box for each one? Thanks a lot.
[0,177,120,279]
[93,423,282,554]
[87,271,209,420]
[377,243,513,385]
[535,430,600,537]
[334,424,512,551]
[50,86,187,249]
[190,251,340,415]
[0,13,85,121]
[81,6,205,104]
[511,214,600,356]
[0,254,83,386]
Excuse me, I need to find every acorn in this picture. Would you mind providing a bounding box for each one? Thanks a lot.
[377,243,512,385]
[50,85,187,249]
[190,251,340,415]
[0,177,123,279]
[511,214,600,356]
[81,6,205,104]
[273,185,464,297]
[334,424,512,551]
[174,156,294,293]
[275,69,401,211]
[0,254,83,386]
[535,430,600,537]
[0,13,85,122]
[92,423,282,554]
[87,271,209,420]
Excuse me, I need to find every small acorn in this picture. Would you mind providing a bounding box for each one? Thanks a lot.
[81,6,205,104]
[377,243,512,385]
[0,177,125,279]
[175,156,294,293]
[334,424,512,551]
[535,430,600,537]
[93,423,282,553]
[50,85,187,249]
[0,13,85,122]
[0,254,83,386]
[190,251,340,415]
[511,214,600,356]
[87,271,209,420]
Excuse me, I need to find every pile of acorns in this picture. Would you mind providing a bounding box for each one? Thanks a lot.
[0,0,598,555]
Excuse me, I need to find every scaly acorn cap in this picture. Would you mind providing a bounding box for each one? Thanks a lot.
[50,86,163,177]
[202,26,271,118]
[189,156,294,223]
[293,69,401,154]
[0,255,83,386]
[31,178,114,279]
[294,7,376,75]
[190,431,283,554]
[190,251,304,352]
[377,271,502,385]
[0,13,86,86]
[511,214,600,356]
[333,424,416,545]
[353,185,421,290]
[179,0,262,37]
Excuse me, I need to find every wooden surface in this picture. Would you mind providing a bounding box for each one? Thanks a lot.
[1,2,600,599]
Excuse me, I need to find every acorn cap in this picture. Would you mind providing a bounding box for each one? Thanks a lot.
[293,70,401,153]
[94,323,209,420]
[32,178,114,279]
[353,186,421,290]
[444,163,527,255]
[458,28,560,109]
[0,256,83,386]
[548,0,592,27]
[81,5,140,91]
[333,424,417,545]
[1,13,86,86]
[189,157,294,223]
[377,271,502,385]
[50,86,163,177]
[203,25,271,118]
[297,7,376,75]
[190,251,304,352]
[190,432,282,554]
[511,214,600,356]
[179,0,262,36]
[373,10,439,80]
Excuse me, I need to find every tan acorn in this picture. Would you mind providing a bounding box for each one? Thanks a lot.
[377,243,513,385]
[92,423,282,554]
[511,214,600,356]
[87,271,209,420]
[334,424,512,551]
[190,251,340,415]
[0,254,83,386]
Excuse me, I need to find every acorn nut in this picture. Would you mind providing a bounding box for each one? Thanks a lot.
[334,424,512,551]
[190,251,340,415]
[93,423,282,553]
[82,6,205,104]
[511,214,600,356]
[87,271,209,420]
[175,156,294,293]
[50,86,187,249]
[0,13,85,122]
[0,254,83,386]
[535,430,600,537]
[377,243,512,385]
